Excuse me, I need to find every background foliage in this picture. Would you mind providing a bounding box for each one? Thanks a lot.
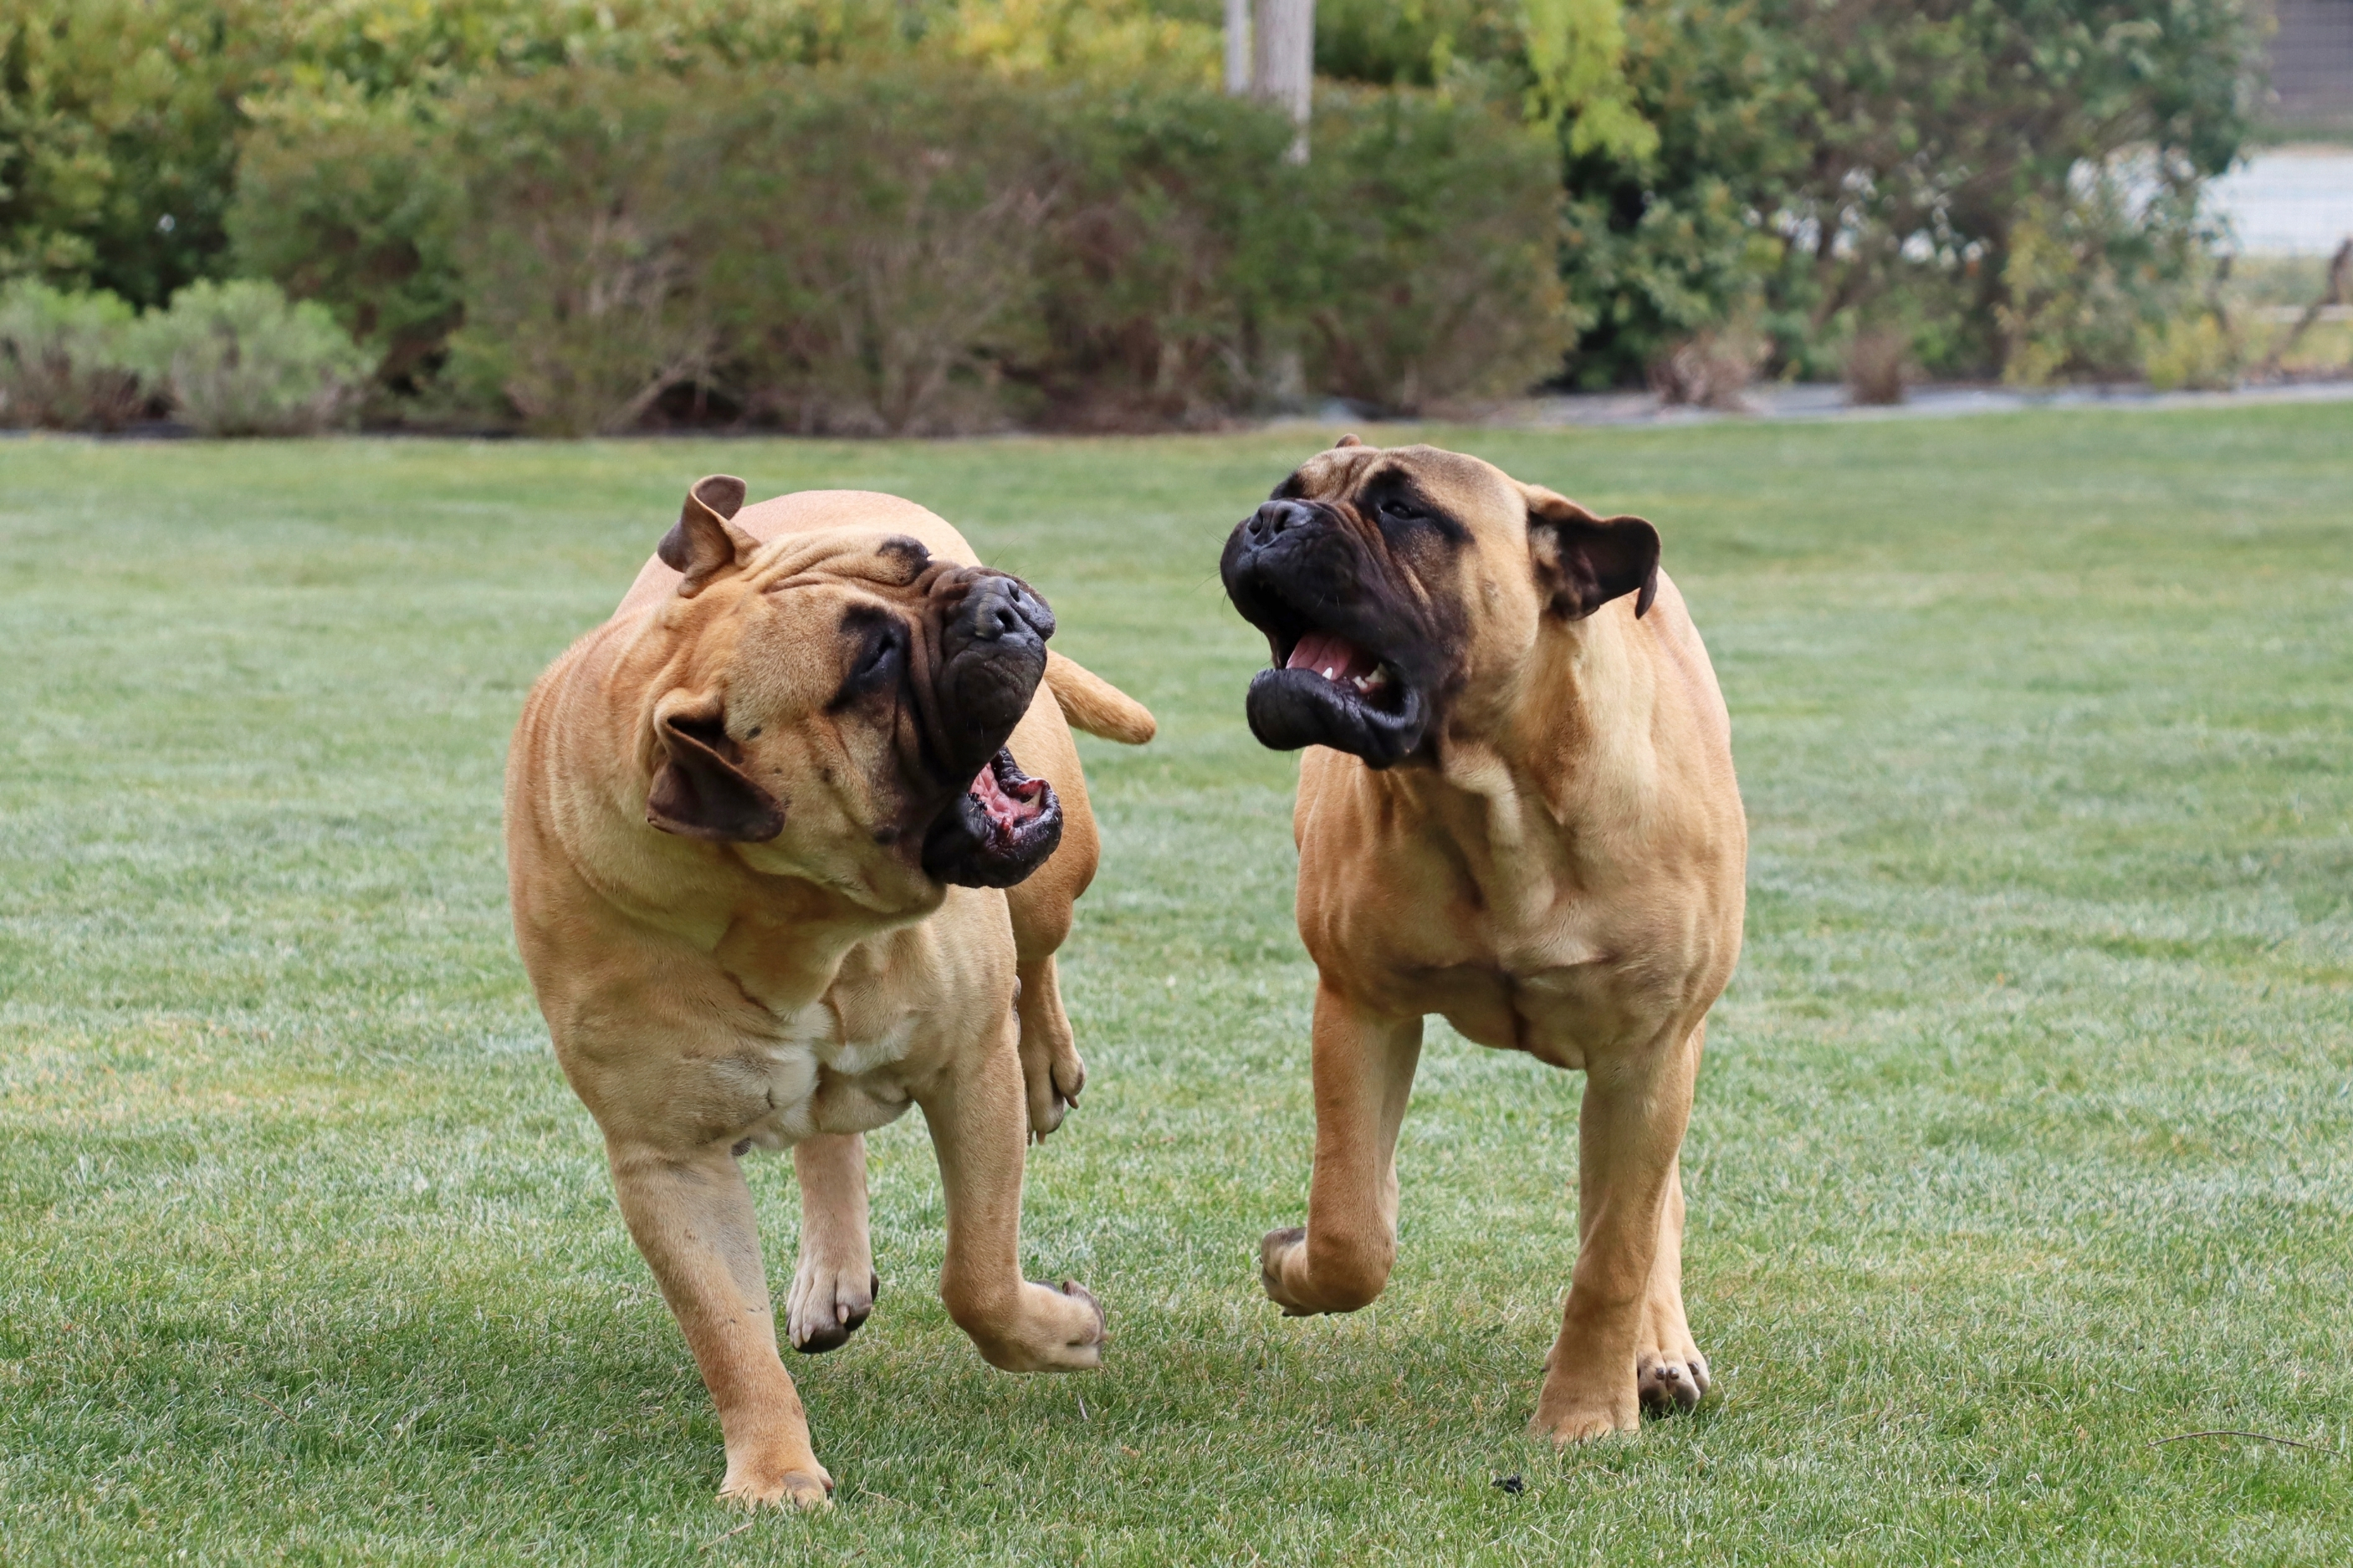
[0,0,2269,424]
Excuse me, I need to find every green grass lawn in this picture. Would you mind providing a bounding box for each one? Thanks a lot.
[3,407,2350,1565]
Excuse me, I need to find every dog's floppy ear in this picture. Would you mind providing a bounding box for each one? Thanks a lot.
[646,703,785,842]
[657,475,757,598]
[1523,485,1660,621]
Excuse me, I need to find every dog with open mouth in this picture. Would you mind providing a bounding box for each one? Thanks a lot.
[1221,438,1746,1443]
[505,478,1153,1508]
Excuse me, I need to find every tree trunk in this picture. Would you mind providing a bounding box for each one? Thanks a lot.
[1251,0,1313,163]
[1225,0,1253,96]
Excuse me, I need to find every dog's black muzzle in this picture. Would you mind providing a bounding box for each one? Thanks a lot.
[1220,502,1435,769]
[918,570,1064,887]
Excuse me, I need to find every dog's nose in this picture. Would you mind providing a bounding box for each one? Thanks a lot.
[1244,500,1312,549]
[959,575,1056,645]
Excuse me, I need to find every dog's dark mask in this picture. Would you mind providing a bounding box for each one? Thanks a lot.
[1218,467,1461,768]
[906,570,1065,887]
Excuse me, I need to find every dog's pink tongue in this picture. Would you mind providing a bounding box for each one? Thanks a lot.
[1286,631,1378,682]
[969,760,1045,830]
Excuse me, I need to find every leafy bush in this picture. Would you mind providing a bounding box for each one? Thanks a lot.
[1552,0,2254,384]
[698,66,1061,435]
[1022,82,1308,429]
[380,62,1569,433]
[0,278,147,428]
[134,278,373,436]
[1994,176,2220,387]
[228,100,463,394]
[0,0,263,306]
[1302,87,1572,415]
[440,72,714,437]
[0,1,1146,308]
[2140,313,2238,392]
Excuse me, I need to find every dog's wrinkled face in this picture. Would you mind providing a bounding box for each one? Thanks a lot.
[1219,440,1660,768]
[640,476,1061,911]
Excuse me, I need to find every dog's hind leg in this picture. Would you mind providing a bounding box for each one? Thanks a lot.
[1003,696,1097,1140]
[1259,985,1425,1316]
[1014,954,1086,1140]
[786,1133,877,1354]
[608,1140,831,1508]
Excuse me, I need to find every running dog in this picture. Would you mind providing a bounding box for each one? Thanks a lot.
[1220,439,1744,1440]
[506,478,1153,1505]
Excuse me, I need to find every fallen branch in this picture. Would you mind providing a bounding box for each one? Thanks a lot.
[698,1519,759,1551]
[2151,1429,2345,1456]
[2256,237,2353,381]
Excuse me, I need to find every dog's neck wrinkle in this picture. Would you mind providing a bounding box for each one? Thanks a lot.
[1440,616,1651,816]
[714,901,886,1014]
[1391,614,1657,930]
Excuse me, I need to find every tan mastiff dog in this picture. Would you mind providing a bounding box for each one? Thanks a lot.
[506,478,1153,1507]
[1219,439,1745,1442]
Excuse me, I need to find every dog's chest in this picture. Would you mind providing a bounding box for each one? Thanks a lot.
[738,994,924,1148]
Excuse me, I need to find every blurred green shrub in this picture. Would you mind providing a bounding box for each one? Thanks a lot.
[0,0,919,313]
[7,0,2261,402]
[1545,0,2253,385]
[134,278,373,435]
[1303,87,1573,414]
[697,66,1062,436]
[2139,313,2238,392]
[1995,180,2222,388]
[1023,80,1308,430]
[0,278,147,428]
[248,62,1566,433]
[439,71,713,437]
[228,100,463,396]
[0,0,264,307]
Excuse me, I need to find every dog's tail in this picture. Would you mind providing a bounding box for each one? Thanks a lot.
[1044,650,1156,744]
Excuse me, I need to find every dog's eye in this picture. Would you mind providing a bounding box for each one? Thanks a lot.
[1379,497,1421,523]
[823,610,903,714]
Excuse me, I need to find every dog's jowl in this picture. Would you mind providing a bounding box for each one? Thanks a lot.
[1221,439,1745,1442]
[505,478,1154,1506]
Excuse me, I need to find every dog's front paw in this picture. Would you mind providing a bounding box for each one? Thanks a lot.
[1022,1278,1107,1370]
[1637,1347,1710,1414]
[719,1453,835,1510]
[1532,1374,1639,1446]
[787,1257,877,1355]
[964,1279,1106,1371]
[1057,1279,1107,1360]
[1259,1226,1314,1315]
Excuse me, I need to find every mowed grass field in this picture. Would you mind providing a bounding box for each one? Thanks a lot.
[3,407,2350,1565]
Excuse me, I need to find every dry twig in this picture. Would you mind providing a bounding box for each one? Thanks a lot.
[2257,237,2353,380]
[698,1519,759,1551]
[2150,1429,2344,1456]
